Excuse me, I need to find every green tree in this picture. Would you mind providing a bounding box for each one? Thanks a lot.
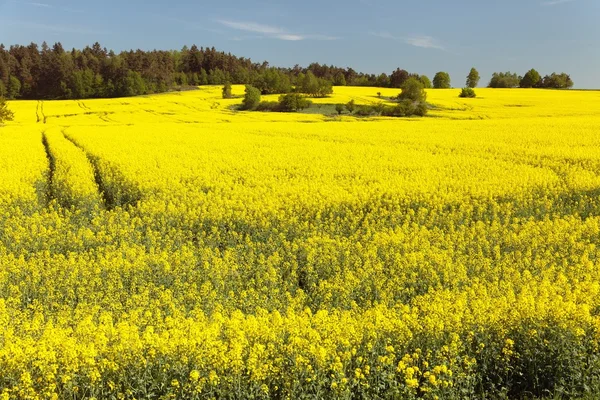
[433,72,451,89]
[419,75,432,89]
[7,76,21,99]
[466,68,480,88]
[222,82,233,99]
[520,69,541,88]
[398,77,427,102]
[540,72,573,89]
[0,96,14,124]
[241,85,261,110]
[334,72,346,86]
[335,104,344,115]
[345,99,356,114]
[488,72,520,88]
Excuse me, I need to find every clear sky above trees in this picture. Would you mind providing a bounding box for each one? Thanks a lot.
[0,0,598,88]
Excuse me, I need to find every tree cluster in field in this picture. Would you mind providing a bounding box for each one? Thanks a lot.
[488,69,573,89]
[338,78,428,118]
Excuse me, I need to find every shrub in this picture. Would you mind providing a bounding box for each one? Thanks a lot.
[0,96,15,124]
[335,104,345,115]
[345,99,356,114]
[222,82,233,99]
[240,85,261,110]
[459,87,477,98]
[278,93,312,112]
[398,78,427,102]
[255,101,280,112]
[354,105,375,116]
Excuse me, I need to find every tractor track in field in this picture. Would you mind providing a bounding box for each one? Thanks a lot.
[61,130,141,210]
[36,101,47,124]
[41,131,55,206]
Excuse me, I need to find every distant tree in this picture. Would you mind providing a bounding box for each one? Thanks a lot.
[345,99,356,114]
[398,77,427,102]
[390,68,410,88]
[7,76,21,99]
[418,75,433,89]
[433,72,451,88]
[335,104,345,115]
[459,87,476,98]
[520,69,541,88]
[222,82,233,99]
[278,93,311,112]
[0,81,5,98]
[377,91,382,98]
[255,68,291,94]
[297,71,333,97]
[466,68,480,88]
[334,72,347,86]
[0,96,14,124]
[540,72,573,89]
[376,73,390,88]
[488,72,520,88]
[241,85,261,110]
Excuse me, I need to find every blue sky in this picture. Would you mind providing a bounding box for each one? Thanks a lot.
[1,0,598,88]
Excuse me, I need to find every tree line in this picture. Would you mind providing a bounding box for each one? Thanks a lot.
[0,42,575,100]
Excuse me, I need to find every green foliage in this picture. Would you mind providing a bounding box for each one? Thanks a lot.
[419,75,433,89]
[398,78,427,102]
[255,68,292,95]
[7,76,21,99]
[241,85,261,110]
[345,99,356,114]
[255,101,280,112]
[488,72,520,88]
[520,69,541,88]
[296,71,333,97]
[466,68,480,88]
[390,68,410,88]
[541,72,574,89]
[0,81,5,98]
[277,93,312,112]
[0,96,14,124]
[459,87,477,98]
[433,72,451,89]
[382,100,427,117]
[222,82,233,99]
[334,72,346,86]
[335,104,345,115]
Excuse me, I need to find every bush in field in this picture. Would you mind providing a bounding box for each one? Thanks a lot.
[278,93,312,112]
[335,104,345,115]
[241,85,261,110]
[459,87,477,98]
[345,99,356,114]
[222,82,233,99]
[382,100,427,117]
[255,101,280,112]
[398,78,427,102]
[0,96,14,124]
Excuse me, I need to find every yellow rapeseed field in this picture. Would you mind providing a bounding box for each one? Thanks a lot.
[2,86,600,399]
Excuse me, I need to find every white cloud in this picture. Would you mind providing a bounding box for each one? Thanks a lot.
[404,35,445,50]
[217,19,337,41]
[370,32,445,50]
[542,0,576,5]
